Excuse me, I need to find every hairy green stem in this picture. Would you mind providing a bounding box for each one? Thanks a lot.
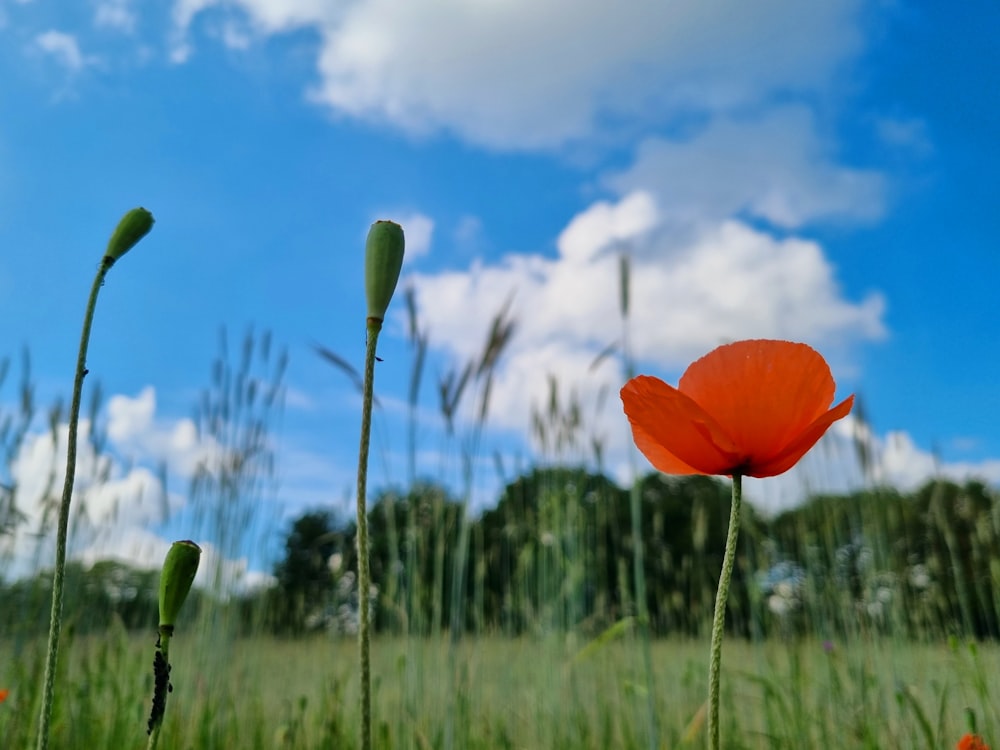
[355,320,380,750]
[36,263,109,750]
[628,478,659,750]
[708,473,742,750]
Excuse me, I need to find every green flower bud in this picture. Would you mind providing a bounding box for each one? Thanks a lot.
[104,207,154,266]
[158,540,201,629]
[364,220,405,325]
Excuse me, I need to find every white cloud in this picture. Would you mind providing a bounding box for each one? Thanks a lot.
[393,212,433,262]
[169,0,337,61]
[219,19,252,50]
[557,191,658,264]
[107,386,156,442]
[606,107,886,229]
[75,533,274,593]
[406,193,885,490]
[76,527,170,571]
[170,0,864,150]
[173,0,335,35]
[742,416,1000,513]
[627,220,887,364]
[35,30,97,72]
[842,419,1000,491]
[411,204,884,380]
[172,0,218,34]
[0,417,180,580]
[94,0,137,33]
[0,387,270,585]
[107,387,213,476]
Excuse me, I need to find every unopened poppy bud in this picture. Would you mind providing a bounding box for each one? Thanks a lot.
[158,540,201,629]
[104,207,154,266]
[364,220,405,326]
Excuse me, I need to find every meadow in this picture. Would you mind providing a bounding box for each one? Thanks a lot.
[2,629,997,749]
[1,218,996,749]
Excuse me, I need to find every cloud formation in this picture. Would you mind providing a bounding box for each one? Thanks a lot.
[745,415,1000,513]
[94,0,137,33]
[171,0,864,149]
[410,193,884,403]
[106,387,209,476]
[404,185,887,504]
[34,30,96,71]
[0,415,177,580]
[607,107,886,229]
[0,387,265,588]
[393,211,433,262]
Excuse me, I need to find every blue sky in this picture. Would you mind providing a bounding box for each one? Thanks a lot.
[0,0,997,583]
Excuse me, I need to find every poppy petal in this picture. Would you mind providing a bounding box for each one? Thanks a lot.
[748,394,855,477]
[629,419,707,475]
[679,340,837,464]
[621,375,744,475]
[957,734,991,750]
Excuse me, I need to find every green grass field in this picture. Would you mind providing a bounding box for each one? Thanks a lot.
[3,282,997,750]
[2,627,996,749]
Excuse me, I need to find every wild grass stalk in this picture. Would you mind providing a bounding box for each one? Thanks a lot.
[444,296,515,750]
[0,349,37,582]
[402,285,430,635]
[618,251,659,749]
[190,327,287,594]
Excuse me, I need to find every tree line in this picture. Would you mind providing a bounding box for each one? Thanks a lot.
[266,470,1000,641]
[2,470,996,641]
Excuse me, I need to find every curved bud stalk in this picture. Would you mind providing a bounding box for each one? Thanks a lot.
[37,207,155,750]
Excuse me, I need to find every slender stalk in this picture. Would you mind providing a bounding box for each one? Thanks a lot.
[36,262,109,750]
[708,473,742,750]
[628,478,659,750]
[355,319,381,750]
[620,250,659,749]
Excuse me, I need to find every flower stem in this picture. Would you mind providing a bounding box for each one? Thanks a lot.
[36,262,110,750]
[355,319,381,750]
[708,473,742,750]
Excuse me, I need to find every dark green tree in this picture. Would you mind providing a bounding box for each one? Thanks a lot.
[269,510,346,634]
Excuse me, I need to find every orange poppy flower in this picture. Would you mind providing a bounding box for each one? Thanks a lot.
[0,688,8,703]
[958,734,991,750]
[621,339,854,478]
